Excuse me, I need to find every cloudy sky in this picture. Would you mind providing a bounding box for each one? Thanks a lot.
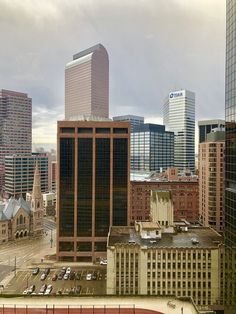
[0,0,225,146]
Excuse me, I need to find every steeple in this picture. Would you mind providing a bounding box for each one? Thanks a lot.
[32,160,41,198]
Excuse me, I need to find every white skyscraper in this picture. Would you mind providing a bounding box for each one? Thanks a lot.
[163,90,195,173]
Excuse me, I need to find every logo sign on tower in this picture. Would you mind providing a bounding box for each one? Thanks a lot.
[169,91,183,99]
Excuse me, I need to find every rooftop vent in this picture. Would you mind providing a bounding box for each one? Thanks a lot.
[128,240,136,244]
[191,238,199,245]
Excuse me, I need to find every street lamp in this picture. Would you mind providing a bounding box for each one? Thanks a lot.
[50,229,53,248]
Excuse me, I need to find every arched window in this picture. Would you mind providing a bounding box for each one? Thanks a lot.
[19,215,23,225]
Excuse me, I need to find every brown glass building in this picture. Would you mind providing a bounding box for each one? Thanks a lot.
[57,120,130,262]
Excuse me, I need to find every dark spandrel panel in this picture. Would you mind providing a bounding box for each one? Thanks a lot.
[113,138,128,226]
[59,241,74,252]
[96,128,111,134]
[77,242,92,252]
[60,127,75,133]
[95,138,110,236]
[77,127,93,133]
[77,138,93,237]
[113,128,128,134]
[59,138,75,237]
[94,242,107,252]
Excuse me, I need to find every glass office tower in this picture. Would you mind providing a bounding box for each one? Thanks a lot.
[57,120,130,263]
[225,0,236,310]
[164,90,195,173]
[131,123,174,172]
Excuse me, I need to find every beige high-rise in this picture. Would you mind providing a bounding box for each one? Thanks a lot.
[199,131,224,233]
[65,44,109,120]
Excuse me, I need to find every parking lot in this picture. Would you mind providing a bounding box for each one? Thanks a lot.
[3,266,106,296]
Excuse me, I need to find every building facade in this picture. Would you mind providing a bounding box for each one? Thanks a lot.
[0,89,32,190]
[4,153,50,197]
[163,90,195,173]
[51,160,57,192]
[113,115,144,132]
[225,0,236,309]
[107,222,223,310]
[65,44,109,120]
[57,120,130,262]
[42,192,56,216]
[198,119,225,143]
[130,179,199,224]
[131,124,174,172]
[199,131,224,233]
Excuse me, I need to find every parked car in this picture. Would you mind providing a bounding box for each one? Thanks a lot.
[75,285,81,294]
[86,273,92,281]
[28,285,35,294]
[100,259,107,266]
[58,273,64,280]
[66,267,71,274]
[32,268,39,275]
[40,273,47,281]
[52,274,58,281]
[44,284,53,295]
[39,284,47,294]
[92,274,97,280]
[75,272,81,280]
[56,289,62,295]
[44,268,50,275]
[69,272,75,280]
[63,273,69,280]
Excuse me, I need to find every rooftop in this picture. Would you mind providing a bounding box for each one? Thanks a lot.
[0,296,199,314]
[108,225,222,249]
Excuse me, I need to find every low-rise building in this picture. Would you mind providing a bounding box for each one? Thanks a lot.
[107,222,223,310]
[130,173,199,224]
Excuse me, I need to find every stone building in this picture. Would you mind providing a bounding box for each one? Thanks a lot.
[107,221,223,310]
[0,162,43,244]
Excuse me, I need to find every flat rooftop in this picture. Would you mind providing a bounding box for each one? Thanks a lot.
[0,296,199,314]
[108,226,222,249]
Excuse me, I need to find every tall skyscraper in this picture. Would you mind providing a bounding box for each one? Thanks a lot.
[198,119,225,143]
[199,130,224,234]
[0,90,32,190]
[163,90,195,173]
[65,44,109,120]
[57,120,130,262]
[113,115,144,132]
[225,0,236,309]
[131,123,174,172]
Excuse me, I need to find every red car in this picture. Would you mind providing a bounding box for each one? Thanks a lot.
[52,274,58,281]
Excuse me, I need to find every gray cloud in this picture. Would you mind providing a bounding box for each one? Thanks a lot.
[0,0,225,144]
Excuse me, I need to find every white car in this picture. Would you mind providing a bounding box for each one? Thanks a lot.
[100,259,107,266]
[63,273,69,280]
[66,267,71,274]
[44,284,52,295]
[86,273,92,281]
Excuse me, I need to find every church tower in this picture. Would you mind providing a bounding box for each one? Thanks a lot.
[30,161,43,236]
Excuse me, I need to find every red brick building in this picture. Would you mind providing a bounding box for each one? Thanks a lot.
[130,179,199,224]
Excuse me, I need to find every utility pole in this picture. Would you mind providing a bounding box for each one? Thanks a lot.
[14,256,16,277]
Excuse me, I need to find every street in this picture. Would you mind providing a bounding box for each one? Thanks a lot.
[0,217,56,282]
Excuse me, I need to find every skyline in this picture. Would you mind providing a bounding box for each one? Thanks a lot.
[0,0,225,144]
